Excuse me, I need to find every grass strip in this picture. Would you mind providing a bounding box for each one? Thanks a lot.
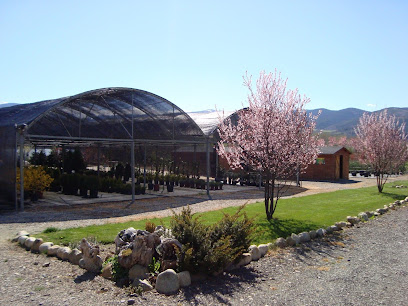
[37,180,408,246]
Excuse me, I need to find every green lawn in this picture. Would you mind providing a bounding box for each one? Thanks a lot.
[37,180,408,246]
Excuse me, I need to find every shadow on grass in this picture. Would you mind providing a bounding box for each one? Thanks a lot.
[380,192,406,201]
[254,218,321,242]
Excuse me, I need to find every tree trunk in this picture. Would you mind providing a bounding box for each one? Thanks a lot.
[264,172,278,220]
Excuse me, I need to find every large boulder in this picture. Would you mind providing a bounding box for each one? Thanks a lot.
[31,238,44,253]
[39,242,54,254]
[358,212,369,221]
[248,245,261,261]
[47,245,60,256]
[57,247,72,261]
[78,238,103,273]
[68,248,82,265]
[114,227,138,254]
[291,233,300,245]
[275,237,287,248]
[155,269,180,295]
[258,244,269,257]
[177,271,191,287]
[299,232,311,243]
[18,235,29,246]
[24,237,36,250]
[237,253,252,266]
[128,264,149,281]
[117,232,161,269]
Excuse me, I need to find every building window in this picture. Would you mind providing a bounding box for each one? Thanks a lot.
[315,158,325,165]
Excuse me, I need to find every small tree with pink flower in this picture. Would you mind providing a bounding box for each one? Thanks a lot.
[354,111,408,192]
[217,70,322,220]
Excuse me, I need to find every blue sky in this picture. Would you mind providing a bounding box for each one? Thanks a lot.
[0,1,407,112]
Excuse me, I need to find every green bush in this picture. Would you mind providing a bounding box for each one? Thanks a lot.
[103,255,128,281]
[170,206,254,275]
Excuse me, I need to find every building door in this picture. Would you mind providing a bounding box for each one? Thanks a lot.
[339,155,344,179]
[335,156,340,179]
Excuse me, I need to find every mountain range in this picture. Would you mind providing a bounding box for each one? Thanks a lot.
[307,107,408,136]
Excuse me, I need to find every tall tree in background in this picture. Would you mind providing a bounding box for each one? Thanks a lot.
[218,70,321,220]
[354,111,408,192]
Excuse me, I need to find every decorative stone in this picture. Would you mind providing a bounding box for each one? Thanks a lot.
[101,263,113,280]
[128,264,148,281]
[18,235,29,246]
[325,226,333,234]
[373,212,380,217]
[258,244,269,257]
[291,233,300,245]
[330,225,340,232]
[78,238,103,273]
[248,245,261,261]
[335,221,347,229]
[57,247,72,261]
[286,236,296,246]
[316,228,326,237]
[275,237,287,248]
[237,253,252,266]
[118,232,161,269]
[31,238,44,253]
[365,211,373,218]
[39,242,53,254]
[47,245,60,256]
[347,216,360,225]
[12,231,29,242]
[299,232,311,243]
[155,269,180,295]
[177,271,191,287]
[154,225,165,236]
[24,237,36,250]
[358,212,369,221]
[68,248,82,265]
[114,227,138,253]
[309,230,317,239]
[133,279,153,291]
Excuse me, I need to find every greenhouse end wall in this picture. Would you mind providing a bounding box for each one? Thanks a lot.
[0,126,16,205]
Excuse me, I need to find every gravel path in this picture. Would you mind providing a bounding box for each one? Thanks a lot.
[0,176,407,305]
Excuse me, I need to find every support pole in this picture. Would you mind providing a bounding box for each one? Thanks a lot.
[97,144,101,178]
[14,128,18,211]
[143,144,147,188]
[206,138,210,196]
[19,131,25,211]
[131,141,135,203]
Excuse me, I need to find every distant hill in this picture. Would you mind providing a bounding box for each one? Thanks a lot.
[308,107,408,136]
[0,103,18,109]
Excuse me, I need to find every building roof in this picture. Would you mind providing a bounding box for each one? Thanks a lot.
[319,146,351,155]
[0,87,206,146]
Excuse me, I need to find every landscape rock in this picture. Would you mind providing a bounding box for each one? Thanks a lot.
[154,225,165,236]
[309,230,317,239]
[24,237,36,250]
[374,212,381,217]
[31,238,44,253]
[291,233,300,245]
[47,245,60,256]
[114,227,154,254]
[335,221,347,229]
[376,208,386,215]
[101,263,113,280]
[258,244,269,257]
[331,225,340,232]
[128,264,148,281]
[133,279,153,291]
[275,237,287,248]
[249,245,261,261]
[177,271,191,287]
[365,211,374,218]
[57,247,72,261]
[39,242,54,254]
[325,226,333,234]
[68,248,82,265]
[316,228,326,237]
[12,231,29,242]
[286,236,296,246]
[237,253,252,266]
[299,232,311,243]
[347,216,360,225]
[18,235,29,246]
[358,212,369,221]
[78,238,103,273]
[118,232,161,269]
[155,269,180,295]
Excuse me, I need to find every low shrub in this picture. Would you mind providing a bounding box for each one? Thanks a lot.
[171,205,254,275]
[103,255,128,281]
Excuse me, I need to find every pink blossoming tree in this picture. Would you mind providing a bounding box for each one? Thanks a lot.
[354,111,408,192]
[217,70,321,220]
